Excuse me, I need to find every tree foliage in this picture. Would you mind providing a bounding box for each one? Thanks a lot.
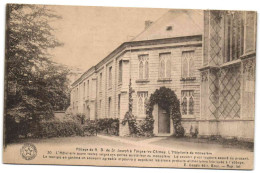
[5,4,70,143]
[122,79,154,137]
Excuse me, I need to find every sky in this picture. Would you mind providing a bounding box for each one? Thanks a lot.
[48,5,168,71]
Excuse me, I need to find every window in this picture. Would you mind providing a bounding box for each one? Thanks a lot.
[138,55,149,79]
[119,61,122,83]
[99,99,102,114]
[137,92,148,118]
[76,88,79,100]
[181,91,194,115]
[83,82,85,99]
[87,80,89,98]
[159,53,171,78]
[182,51,195,78]
[99,73,102,92]
[118,94,121,116]
[108,97,112,117]
[108,66,112,88]
[224,12,244,62]
[244,11,256,54]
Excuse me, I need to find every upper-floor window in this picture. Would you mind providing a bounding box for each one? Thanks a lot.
[83,82,86,99]
[159,53,171,78]
[137,91,148,118]
[224,11,244,62]
[118,60,123,83]
[76,87,79,100]
[181,90,194,115]
[99,72,102,92]
[87,80,89,98]
[138,55,149,79]
[108,66,112,88]
[182,51,195,78]
[244,11,256,54]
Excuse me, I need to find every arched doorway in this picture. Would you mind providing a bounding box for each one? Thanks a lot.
[147,87,184,137]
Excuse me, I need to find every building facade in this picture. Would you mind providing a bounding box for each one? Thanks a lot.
[69,10,256,140]
[199,10,256,141]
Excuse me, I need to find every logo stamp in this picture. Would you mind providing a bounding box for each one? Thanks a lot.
[20,143,37,160]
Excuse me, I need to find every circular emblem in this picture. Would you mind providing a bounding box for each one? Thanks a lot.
[20,143,37,160]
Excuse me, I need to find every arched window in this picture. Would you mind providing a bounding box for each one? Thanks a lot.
[138,55,149,80]
[182,51,195,78]
[137,92,148,118]
[159,53,171,78]
[182,90,195,116]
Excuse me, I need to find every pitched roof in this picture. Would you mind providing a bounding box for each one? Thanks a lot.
[71,9,203,87]
[132,9,203,41]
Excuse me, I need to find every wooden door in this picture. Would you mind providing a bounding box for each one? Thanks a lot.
[158,106,170,134]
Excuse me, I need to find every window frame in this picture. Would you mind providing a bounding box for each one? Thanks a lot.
[182,51,195,78]
[244,11,256,54]
[138,54,149,80]
[118,60,123,84]
[83,82,86,100]
[99,99,102,115]
[99,72,103,93]
[223,11,245,63]
[159,52,171,79]
[118,94,121,116]
[181,90,195,116]
[87,80,89,99]
[108,97,112,117]
[108,66,112,89]
[137,91,148,118]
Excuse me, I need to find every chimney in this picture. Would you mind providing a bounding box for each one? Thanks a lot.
[145,20,153,29]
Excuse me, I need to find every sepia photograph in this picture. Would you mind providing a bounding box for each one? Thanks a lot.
[2,3,257,170]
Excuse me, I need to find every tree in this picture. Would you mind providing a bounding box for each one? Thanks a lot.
[4,4,70,144]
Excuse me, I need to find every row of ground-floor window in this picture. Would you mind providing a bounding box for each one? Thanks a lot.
[71,90,195,118]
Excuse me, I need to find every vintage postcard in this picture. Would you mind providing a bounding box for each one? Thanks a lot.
[3,4,256,170]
